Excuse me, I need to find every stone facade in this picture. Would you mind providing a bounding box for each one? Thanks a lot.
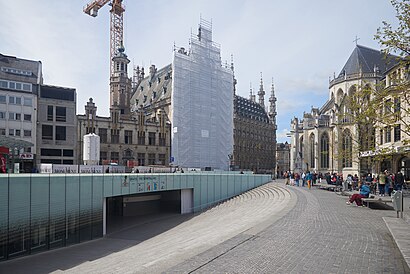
[36,85,77,166]
[289,44,409,178]
[276,142,290,178]
[232,78,277,173]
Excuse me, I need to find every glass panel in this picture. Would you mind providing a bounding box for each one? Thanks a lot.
[92,175,103,238]
[0,176,8,260]
[103,175,113,197]
[79,176,92,242]
[8,176,30,258]
[200,175,208,209]
[49,175,66,249]
[30,176,49,253]
[65,175,80,245]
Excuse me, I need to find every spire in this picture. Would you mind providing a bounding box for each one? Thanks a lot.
[258,72,265,107]
[269,78,277,128]
[231,54,237,95]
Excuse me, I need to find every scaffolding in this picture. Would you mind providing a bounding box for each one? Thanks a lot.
[171,18,234,170]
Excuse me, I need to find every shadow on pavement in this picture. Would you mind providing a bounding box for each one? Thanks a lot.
[0,213,194,274]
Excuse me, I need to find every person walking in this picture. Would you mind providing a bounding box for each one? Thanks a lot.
[378,171,386,196]
[395,171,405,191]
[346,181,371,206]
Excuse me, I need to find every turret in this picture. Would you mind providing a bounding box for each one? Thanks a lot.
[269,78,277,128]
[258,72,265,107]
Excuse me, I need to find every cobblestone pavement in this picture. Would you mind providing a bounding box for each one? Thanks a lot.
[168,181,410,274]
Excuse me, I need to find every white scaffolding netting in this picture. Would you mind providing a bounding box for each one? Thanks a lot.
[171,19,233,170]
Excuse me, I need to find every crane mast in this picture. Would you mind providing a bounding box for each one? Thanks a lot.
[83,0,125,77]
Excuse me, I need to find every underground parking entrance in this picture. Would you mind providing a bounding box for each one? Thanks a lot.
[105,189,193,235]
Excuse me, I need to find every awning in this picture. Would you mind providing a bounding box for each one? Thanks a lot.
[0,135,34,149]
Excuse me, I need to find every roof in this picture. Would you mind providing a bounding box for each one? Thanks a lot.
[338,45,398,77]
[0,135,34,149]
[234,95,269,123]
[131,64,172,108]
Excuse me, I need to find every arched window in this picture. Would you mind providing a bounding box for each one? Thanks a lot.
[320,132,329,169]
[299,136,304,159]
[310,133,315,169]
[342,129,352,168]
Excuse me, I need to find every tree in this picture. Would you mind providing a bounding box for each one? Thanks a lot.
[374,0,410,145]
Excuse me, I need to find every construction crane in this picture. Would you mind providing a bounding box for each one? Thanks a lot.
[83,0,125,77]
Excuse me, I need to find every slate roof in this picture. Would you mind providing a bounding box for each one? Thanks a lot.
[131,64,172,108]
[234,95,269,123]
[338,45,398,77]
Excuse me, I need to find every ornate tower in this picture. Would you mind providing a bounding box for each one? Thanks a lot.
[258,72,265,107]
[269,79,277,128]
[110,44,132,121]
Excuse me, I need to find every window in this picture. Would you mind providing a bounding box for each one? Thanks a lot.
[385,99,392,115]
[1,67,32,76]
[0,112,5,119]
[42,125,53,140]
[23,97,32,106]
[0,128,5,135]
[385,126,391,143]
[9,112,20,120]
[148,153,156,165]
[124,130,133,144]
[55,106,66,122]
[9,129,21,137]
[138,131,145,145]
[0,95,5,103]
[309,134,315,169]
[63,150,73,157]
[148,132,156,146]
[55,126,66,140]
[111,129,119,144]
[159,133,166,146]
[158,154,165,165]
[100,151,107,163]
[0,80,7,88]
[24,130,31,137]
[394,125,401,142]
[41,149,61,156]
[99,128,107,143]
[137,153,145,166]
[47,106,53,121]
[24,114,31,122]
[320,133,329,169]
[342,130,352,168]
[111,152,119,162]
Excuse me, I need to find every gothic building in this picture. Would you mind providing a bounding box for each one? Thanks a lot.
[289,44,400,177]
[233,76,277,173]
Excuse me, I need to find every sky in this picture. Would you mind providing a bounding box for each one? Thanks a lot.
[0,0,399,143]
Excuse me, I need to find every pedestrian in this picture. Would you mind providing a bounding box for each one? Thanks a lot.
[395,171,404,191]
[306,171,312,189]
[295,173,300,187]
[378,171,386,196]
[346,181,371,206]
[387,172,394,196]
